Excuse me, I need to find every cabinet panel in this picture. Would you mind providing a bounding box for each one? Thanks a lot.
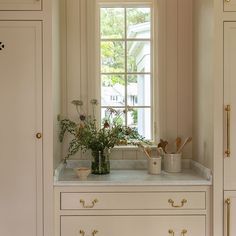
[224,191,236,236]
[0,0,41,10]
[61,215,205,236]
[224,0,236,12]
[224,22,236,190]
[0,21,42,236]
[61,191,206,210]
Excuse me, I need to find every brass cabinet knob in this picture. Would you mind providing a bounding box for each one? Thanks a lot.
[225,0,231,2]
[36,133,42,139]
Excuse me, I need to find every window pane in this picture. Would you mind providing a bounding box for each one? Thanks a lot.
[127,8,151,39]
[127,108,151,139]
[101,75,125,106]
[101,8,125,39]
[127,74,151,106]
[101,41,125,73]
[127,41,150,72]
[101,108,125,126]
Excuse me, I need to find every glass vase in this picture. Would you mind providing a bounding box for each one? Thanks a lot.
[91,148,110,175]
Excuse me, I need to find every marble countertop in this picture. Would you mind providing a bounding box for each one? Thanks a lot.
[54,168,212,186]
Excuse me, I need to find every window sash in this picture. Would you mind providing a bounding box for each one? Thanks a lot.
[99,4,154,140]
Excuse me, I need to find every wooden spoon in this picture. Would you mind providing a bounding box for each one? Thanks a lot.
[158,139,168,153]
[176,137,182,152]
[176,137,192,154]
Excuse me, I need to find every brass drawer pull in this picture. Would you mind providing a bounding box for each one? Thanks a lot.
[225,105,231,157]
[168,199,187,208]
[225,198,231,236]
[169,229,187,236]
[225,0,231,2]
[80,199,98,208]
[80,230,98,236]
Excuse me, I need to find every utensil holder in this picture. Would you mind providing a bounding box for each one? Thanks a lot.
[148,157,162,175]
[164,153,182,173]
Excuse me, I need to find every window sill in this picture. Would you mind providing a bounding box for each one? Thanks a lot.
[113,144,157,151]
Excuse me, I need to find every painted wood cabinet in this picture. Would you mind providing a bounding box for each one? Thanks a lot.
[224,192,236,236]
[61,215,205,236]
[224,0,236,12]
[0,21,43,236]
[0,0,41,10]
[55,186,211,236]
[224,22,236,191]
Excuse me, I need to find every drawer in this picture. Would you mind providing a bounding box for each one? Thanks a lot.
[61,215,205,236]
[60,191,206,210]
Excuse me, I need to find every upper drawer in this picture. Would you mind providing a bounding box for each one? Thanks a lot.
[224,0,236,11]
[0,0,41,11]
[60,192,206,210]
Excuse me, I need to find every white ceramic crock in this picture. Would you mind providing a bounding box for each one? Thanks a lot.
[164,153,182,173]
[148,157,162,175]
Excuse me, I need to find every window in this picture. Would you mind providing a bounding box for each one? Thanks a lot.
[99,5,153,140]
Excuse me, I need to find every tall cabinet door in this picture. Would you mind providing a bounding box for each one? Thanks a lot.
[224,22,236,190]
[0,21,42,236]
[0,0,41,10]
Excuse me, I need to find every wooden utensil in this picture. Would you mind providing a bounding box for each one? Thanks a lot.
[158,139,168,153]
[139,144,152,160]
[176,137,182,152]
[157,147,165,156]
[176,137,192,153]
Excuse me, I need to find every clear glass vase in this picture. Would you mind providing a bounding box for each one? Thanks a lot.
[91,148,110,175]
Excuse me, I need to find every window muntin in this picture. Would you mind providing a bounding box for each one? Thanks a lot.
[100,6,153,140]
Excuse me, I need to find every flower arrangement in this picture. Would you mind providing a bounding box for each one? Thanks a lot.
[59,99,149,174]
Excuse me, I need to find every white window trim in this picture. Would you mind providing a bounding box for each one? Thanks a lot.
[93,0,166,143]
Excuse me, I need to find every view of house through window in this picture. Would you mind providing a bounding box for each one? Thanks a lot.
[100,6,152,140]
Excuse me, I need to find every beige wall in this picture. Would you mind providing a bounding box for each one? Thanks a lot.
[52,0,66,169]
[59,0,193,161]
[192,0,214,169]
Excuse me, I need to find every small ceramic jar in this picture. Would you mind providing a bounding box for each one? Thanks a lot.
[74,167,91,179]
[164,153,182,173]
[148,157,162,175]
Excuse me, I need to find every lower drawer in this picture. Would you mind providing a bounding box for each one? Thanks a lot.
[61,215,205,236]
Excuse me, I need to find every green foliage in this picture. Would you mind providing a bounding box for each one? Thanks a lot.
[59,101,150,161]
[100,7,150,85]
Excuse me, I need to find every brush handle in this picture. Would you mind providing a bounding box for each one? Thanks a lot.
[176,137,192,153]
[143,148,152,160]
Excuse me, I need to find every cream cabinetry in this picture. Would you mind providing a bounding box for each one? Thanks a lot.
[55,186,211,236]
[223,22,236,236]
[0,0,41,10]
[224,192,236,236]
[224,22,236,191]
[224,0,236,12]
[61,191,206,210]
[61,215,205,236]
[0,21,43,236]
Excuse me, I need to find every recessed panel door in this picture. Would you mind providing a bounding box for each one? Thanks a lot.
[0,21,42,236]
